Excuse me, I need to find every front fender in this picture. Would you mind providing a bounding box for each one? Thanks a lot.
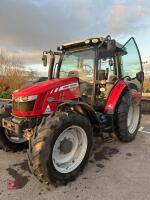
[57,101,100,130]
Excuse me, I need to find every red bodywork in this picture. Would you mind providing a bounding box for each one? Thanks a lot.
[104,80,126,111]
[12,77,80,117]
[104,80,142,112]
[12,78,141,117]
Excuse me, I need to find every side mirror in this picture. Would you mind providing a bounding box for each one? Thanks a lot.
[136,71,144,83]
[42,54,47,66]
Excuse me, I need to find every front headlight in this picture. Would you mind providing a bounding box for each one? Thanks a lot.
[15,95,38,103]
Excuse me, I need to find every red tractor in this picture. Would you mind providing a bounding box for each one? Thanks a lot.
[0,36,144,184]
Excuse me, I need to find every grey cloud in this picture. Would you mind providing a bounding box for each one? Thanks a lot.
[108,0,150,36]
[0,0,150,66]
[0,0,111,64]
[0,0,109,51]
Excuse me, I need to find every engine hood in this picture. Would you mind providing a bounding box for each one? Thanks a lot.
[12,77,79,99]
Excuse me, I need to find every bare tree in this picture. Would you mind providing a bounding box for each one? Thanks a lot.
[0,49,36,95]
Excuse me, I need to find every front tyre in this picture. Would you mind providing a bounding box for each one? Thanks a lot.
[0,104,28,152]
[28,112,93,185]
[116,92,141,142]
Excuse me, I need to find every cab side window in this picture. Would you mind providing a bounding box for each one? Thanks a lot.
[98,58,117,82]
[121,38,142,78]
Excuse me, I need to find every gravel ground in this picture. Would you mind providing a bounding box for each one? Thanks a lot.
[0,114,150,200]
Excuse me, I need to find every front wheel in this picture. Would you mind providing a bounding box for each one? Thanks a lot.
[115,92,141,142]
[0,105,28,151]
[28,112,93,185]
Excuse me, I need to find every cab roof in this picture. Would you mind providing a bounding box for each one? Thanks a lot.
[57,37,124,52]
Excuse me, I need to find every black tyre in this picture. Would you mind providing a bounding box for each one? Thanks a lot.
[0,104,28,152]
[28,111,93,185]
[115,92,141,142]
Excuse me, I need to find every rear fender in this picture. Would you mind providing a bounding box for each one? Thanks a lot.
[104,80,126,113]
[57,101,100,131]
[104,80,142,113]
[127,82,142,105]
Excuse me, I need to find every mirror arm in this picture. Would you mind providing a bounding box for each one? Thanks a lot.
[42,51,48,66]
[48,50,55,80]
[42,50,61,79]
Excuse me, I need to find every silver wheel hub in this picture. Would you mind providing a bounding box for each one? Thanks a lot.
[127,104,140,134]
[52,125,88,174]
[59,138,73,154]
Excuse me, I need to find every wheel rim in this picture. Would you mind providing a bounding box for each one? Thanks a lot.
[127,104,140,134]
[5,129,27,144]
[52,125,88,174]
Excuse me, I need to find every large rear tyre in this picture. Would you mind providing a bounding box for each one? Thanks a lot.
[28,112,93,185]
[115,92,141,142]
[0,104,28,152]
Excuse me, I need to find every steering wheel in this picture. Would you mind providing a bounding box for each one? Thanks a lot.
[122,75,135,81]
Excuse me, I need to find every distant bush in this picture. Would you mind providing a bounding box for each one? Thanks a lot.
[0,89,13,99]
[0,49,37,99]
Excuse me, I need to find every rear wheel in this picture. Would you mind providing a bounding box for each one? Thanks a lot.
[116,92,141,142]
[28,111,93,185]
[0,104,28,151]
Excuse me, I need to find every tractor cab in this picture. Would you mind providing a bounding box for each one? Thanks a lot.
[43,36,143,111]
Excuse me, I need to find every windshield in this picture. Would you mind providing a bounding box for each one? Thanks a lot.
[59,49,95,83]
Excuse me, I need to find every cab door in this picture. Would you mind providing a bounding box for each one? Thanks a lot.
[121,37,144,92]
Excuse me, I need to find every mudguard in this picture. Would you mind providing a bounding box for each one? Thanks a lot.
[104,80,142,113]
[104,80,126,113]
[57,101,100,130]
[126,82,142,105]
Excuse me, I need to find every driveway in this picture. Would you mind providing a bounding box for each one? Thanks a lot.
[0,114,150,200]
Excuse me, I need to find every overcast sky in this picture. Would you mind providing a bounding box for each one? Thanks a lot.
[0,0,150,74]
